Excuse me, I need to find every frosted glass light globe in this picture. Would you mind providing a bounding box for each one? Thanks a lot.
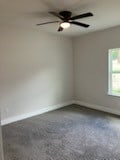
[60,22,70,29]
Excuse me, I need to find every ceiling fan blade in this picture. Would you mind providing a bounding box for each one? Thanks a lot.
[57,26,64,32]
[37,21,59,26]
[70,12,93,20]
[70,21,90,28]
[49,11,64,20]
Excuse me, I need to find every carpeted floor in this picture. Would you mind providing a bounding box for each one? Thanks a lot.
[2,105,120,160]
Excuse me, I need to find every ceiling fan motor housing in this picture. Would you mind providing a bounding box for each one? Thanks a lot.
[59,11,72,20]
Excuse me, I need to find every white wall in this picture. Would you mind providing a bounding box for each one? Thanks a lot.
[74,26,120,112]
[0,27,73,121]
[1,24,120,124]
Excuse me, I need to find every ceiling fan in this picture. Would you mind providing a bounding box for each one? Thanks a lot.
[37,11,93,32]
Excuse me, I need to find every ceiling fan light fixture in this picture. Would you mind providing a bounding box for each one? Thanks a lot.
[60,22,70,29]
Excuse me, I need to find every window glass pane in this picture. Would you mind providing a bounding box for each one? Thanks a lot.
[111,49,120,72]
[109,48,120,96]
[112,73,120,95]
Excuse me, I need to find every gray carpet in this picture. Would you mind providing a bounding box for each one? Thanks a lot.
[2,105,120,160]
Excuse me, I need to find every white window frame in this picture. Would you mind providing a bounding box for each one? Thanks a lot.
[108,48,120,97]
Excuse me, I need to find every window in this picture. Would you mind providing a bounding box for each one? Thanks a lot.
[108,48,120,96]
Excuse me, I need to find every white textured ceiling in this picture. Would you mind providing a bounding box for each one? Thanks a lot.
[0,0,120,36]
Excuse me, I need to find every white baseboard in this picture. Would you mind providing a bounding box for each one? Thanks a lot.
[1,101,74,126]
[2,100,120,126]
[75,100,120,116]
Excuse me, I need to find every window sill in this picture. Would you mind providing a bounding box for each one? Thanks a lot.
[108,93,120,98]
